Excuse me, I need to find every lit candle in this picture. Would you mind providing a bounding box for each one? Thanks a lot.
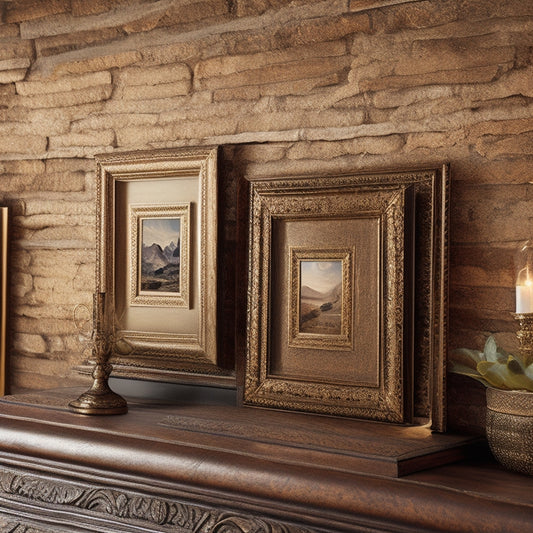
[517,279,533,314]
[516,241,533,314]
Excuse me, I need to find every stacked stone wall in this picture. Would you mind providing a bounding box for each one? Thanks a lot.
[0,0,531,429]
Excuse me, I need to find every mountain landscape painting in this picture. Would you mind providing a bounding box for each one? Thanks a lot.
[140,217,181,293]
[299,260,342,335]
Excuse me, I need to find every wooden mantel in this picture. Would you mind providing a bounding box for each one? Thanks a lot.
[0,388,531,533]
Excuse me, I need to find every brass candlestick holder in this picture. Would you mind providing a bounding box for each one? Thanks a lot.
[69,293,128,415]
[515,312,533,368]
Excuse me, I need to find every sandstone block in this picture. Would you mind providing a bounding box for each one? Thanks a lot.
[48,336,66,353]
[11,272,33,298]
[11,249,32,269]
[234,144,288,163]
[4,0,70,24]
[0,84,15,97]
[49,130,115,149]
[115,124,171,147]
[405,131,465,152]
[0,23,19,39]
[361,64,501,93]
[71,0,132,17]
[15,304,81,321]
[71,113,159,133]
[0,160,45,175]
[50,50,142,77]
[195,40,346,80]
[468,118,533,138]
[121,80,191,100]
[0,134,47,154]
[45,158,94,173]
[23,198,94,216]
[0,57,31,71]
[474,130,533,160]
[16,214,93,230]
[461,67,533,104]
[22,225,95,244]
[0,69,28,84]
[213,85,262,102]
[273,13,371,48]
[163,0,230,24]
[0,39,33,62]
[373,85,454,109]
[197,56,350,91]
[0,173,86,193]
[140,41,201,68]
[35,27,123,58]
[214,73,343,102]
[16,71,111,96]
[20,1,174,39]
[398,38,515,76]
[13,333,47,354]
[234,0,290,17]
[17,84,112,109]
[371,0,454,33]
[117,63,191,87]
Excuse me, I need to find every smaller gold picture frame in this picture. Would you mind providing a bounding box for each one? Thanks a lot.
[129,204,190,309]
[94,146,233,386]
[289,247,354,351]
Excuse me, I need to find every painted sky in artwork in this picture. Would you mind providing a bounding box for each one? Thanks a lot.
[300,260,342,294]
[142,218,180,248]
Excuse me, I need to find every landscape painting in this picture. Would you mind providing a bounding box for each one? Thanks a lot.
[140,217,181,294]
[288,247,353,350]
[129,203,190,308]
[299,260,343,336]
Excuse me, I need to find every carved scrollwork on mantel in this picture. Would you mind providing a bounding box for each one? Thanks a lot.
[0,469,315,533]
[0,523,56,533]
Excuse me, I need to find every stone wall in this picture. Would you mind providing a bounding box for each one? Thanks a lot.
[0,0,531,429]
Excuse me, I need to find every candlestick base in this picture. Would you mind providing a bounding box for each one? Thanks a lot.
[69,362,128,415]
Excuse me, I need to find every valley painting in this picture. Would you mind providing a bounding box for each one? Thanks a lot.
[140,217,181,294]
[299,260,343,336]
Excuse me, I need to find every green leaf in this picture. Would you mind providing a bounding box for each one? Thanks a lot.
[483,336,501,362]
[507,355,525,374]
[477,361,510,389]
[478,360,533,392]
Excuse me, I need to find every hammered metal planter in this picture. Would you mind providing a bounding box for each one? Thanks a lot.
[486,387,533,475]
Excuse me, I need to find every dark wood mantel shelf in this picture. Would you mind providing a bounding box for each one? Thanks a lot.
[0,388,531,533]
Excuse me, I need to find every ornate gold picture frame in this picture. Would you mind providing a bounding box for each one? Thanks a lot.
[289,247,354,351]
[240,166,449,431]
[243,176,415,424]
[129,203,190,309]
[95,147,233,386]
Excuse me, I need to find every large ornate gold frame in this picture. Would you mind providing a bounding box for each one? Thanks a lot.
[242,166,449,431]
[244,177,414,424]
[95,147,233,386]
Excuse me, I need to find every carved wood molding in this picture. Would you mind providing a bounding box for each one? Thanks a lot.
[0,469,314,533]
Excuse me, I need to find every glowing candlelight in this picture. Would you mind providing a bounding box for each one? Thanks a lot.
[516,241,533,314]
